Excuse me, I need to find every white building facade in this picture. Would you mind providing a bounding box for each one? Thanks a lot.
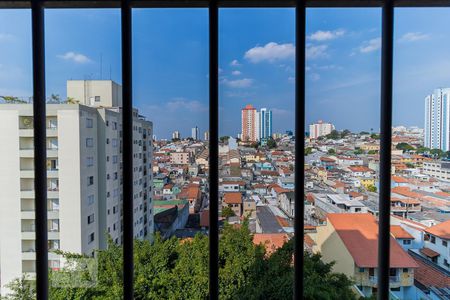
[424,88,450,151]
[309,120,335,139]
[0,80,154,295]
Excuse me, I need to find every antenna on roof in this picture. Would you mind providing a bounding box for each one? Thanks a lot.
[109,64,112,80]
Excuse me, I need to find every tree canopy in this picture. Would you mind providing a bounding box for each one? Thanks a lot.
[4,224,357,300]
[396,143,414,152]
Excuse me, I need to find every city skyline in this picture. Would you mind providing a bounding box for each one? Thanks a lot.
[3,9,450,138]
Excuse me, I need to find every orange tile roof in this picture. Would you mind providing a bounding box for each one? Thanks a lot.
[348,166,374,172]
[253,233,289,255]
[304,234,316,248]
[223,193,242,204]
[327,213,418,268]
[425,220,450,240]
[420,247,440,258]
[276,216,290,227]
[390,225,414,239]
[412,254,450,288]
[391,186,422,199]
[392,176,408,183]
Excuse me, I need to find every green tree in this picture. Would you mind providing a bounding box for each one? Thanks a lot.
[305,147,313,156]
[7,226,356,300]
[341,129,351,138]
[221,206,236,219]
[48,94,61,104]
[326,130,341,140]
[65,97,79,104]
[405,162,415,168]
[354,148,364,155]
[0,96,27,104]
[430,148,444,158]
[396,143,414,152]
[416,146,430,154]
[266,138,277,149]
[328,148,336,155]
[4,276,35,300]
[360,131,370,135]
[370,133,380,139]
[220,136,230,143]
[367,185,377,193]
[367,150,377,155]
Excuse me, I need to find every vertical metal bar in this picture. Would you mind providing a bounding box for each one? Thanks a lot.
[378,0,394,299]
[121,0,134,299]
[209,0,219,299]
[31,1,48,299]
[294,0,306,299]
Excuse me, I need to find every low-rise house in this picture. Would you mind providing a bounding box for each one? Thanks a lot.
[278,191,295,218]
[313,213,418,299]
[390,225,415,251]
[219,181,246,193]
[422,220,450,271]
[223,193,243,217]
[243,197,257,219]
[390,197,421,217]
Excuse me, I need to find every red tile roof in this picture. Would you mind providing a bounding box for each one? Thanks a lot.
[223,193,242,204]
[420,247,440,258]
[253,233,289,255]
[412,255,450,288]
[392,176,408,183]
[425,220,450,240]
[390,225,414,239]
[327,213,418,268]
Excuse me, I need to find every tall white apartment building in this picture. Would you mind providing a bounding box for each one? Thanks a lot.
[309,120,335,139]
[172,130,180,140]
[0,80,153,296]
[424,88,450,151]
[191,126,199,140]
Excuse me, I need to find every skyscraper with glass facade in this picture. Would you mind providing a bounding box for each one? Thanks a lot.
[259,108,273,141]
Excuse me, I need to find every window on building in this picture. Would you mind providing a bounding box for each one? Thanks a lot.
[88,195,94,205]
[88,233,95,244]
[86,118,93,128]
[88,214,95,224]
[86,156,94,167]
[87,176,94,186]
[86,138,94,147]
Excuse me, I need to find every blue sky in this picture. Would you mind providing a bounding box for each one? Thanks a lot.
[1,8,450,138]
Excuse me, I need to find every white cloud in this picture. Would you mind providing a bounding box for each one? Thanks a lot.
[57,51,92,64]
[306,44,328,60]
[166,98,208,113]
[222,78,254,88]
[308,29,345,41]
[230,59,241,66]
[398,32,429,43]
[245,42,295,63]
[359,38,381,53]
[288,76,295,83]
[231,70,241,76]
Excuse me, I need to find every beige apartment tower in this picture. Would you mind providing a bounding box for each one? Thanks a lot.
[0,80,154,296]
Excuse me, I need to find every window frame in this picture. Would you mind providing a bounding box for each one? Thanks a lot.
[12,0,444,299]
